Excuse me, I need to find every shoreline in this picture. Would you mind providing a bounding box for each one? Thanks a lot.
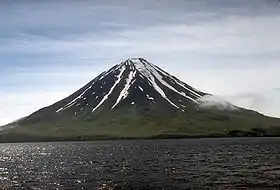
[0,134,280,144]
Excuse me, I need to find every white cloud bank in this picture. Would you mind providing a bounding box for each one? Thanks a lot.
[197,95,238,111]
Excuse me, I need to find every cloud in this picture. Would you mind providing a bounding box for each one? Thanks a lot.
[197,95,238,111]
[0,0,280,124]
[2,13,280,66]
[223,89,280,117]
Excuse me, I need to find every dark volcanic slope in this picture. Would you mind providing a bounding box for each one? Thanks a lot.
[23,58,207,122]
[2,58,280,140]
[54,58,206,115]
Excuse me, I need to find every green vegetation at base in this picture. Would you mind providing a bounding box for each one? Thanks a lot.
[1,102,280,143]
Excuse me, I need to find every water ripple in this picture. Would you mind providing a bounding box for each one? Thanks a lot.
[0,138,279,189]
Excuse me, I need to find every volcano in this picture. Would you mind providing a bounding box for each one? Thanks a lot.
[2,58,280,142]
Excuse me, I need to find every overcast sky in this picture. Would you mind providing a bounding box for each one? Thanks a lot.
[1,0,280,125]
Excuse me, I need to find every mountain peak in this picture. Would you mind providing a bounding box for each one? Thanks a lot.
[120,57,152,68]
[52,58,205,115]
[127,57,145,62]
[126,57,147,62]
[5,57,278,141]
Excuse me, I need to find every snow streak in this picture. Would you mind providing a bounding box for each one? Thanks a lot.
[142,60,198,103]
[132,59,179,108]
[112,70,137,109]
[56,84,93,113]
[146,62,202,98]
[92,65,126,112]
[56,58,204,114]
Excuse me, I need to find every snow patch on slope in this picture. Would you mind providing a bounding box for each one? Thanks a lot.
[143,61,198,103]
[56,107,64,113]
[173,80,202,98]
[99,64,120,80]
[56,84,93,113]
[146,94,154,100]
[92,65,126,112]
[112,70,137,109]
[132,59,179,108]
[150,64,202,98]
[57,58,206,114]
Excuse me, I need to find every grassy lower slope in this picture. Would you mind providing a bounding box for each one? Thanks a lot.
[1,106,280,142]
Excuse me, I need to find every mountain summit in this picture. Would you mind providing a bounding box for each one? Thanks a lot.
[55,57,205,115]
[1,58,280,142]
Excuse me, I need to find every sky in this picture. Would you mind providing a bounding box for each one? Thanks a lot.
[0,0,280,125]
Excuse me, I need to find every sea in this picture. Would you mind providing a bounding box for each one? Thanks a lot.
[0,138,280,189]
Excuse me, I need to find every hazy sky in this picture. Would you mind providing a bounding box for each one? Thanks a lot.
[1,0,280,125]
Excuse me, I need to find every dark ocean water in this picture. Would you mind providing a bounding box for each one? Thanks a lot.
[0,138,280,190]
